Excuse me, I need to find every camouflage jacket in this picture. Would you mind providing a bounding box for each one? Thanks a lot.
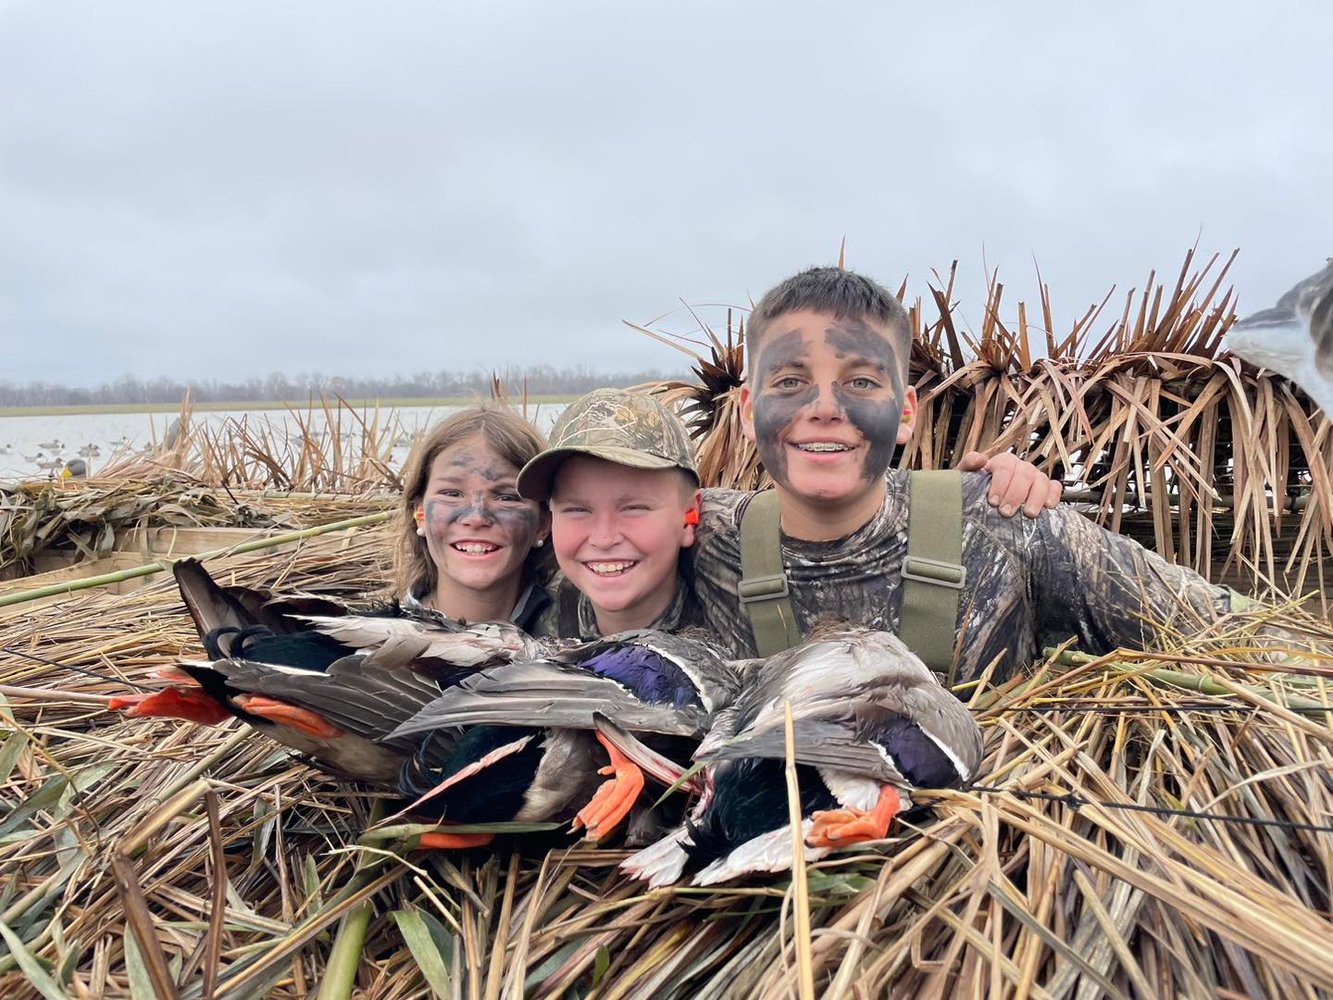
[544,569,705,641]
[689,470,1235,683]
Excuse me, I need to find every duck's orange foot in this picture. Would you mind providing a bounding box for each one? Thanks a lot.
[572,731,645,840]
[416,831,495,850]
[108,688,231,726]
[151,666,199,685]
[233,694,343,739]
[806,785,901,849]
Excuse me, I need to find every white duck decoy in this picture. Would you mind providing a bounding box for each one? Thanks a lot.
[1225,259,1333,415]
[621,625,985,887]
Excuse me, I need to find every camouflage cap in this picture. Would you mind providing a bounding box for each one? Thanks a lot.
[517,388,699,501]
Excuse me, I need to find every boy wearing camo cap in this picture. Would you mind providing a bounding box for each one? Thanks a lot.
[517,387,705,639]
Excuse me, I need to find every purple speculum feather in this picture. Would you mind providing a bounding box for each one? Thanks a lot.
[578,645,701,710]
[875,717,959,787]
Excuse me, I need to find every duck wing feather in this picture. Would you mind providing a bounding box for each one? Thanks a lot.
[389,658,710,739]
[698,629,983,787]
[178,655,451,754]
[299,615,545,668]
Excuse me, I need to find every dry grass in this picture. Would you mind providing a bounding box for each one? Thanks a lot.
[0,479,397,580]
[90,394,413,493]
[1,537,1330,997]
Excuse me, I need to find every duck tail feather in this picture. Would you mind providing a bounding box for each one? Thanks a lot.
[621,827,692,887]
[173,559,255,642]
[691,821,831,886]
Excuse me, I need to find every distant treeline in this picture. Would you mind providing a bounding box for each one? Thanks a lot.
[0,366,687,407]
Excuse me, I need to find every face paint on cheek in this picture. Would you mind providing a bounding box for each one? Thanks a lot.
[753,386,817,484]
[421,499,448,529]
[832,387,900,481]
[490,505,540,548]
[825,322,908,481]
[751,329,813,485]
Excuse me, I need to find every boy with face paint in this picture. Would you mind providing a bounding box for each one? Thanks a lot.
[688,266,1272,682]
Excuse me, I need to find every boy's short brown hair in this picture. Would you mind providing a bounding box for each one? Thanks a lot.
[747,266,912,368]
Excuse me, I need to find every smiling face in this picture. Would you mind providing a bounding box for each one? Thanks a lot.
[416,436,548,616]
[548,456,699,634]
[741,308,916,540]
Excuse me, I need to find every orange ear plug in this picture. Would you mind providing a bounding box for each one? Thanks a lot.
[683,508,699,527]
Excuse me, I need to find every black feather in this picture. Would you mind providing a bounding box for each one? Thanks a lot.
[399,724,544,822]
[682,759,837,868]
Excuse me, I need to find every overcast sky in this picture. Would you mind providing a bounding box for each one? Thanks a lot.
[2,0,1329,387]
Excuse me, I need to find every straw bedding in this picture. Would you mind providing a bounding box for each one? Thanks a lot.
[2,536,1329,998]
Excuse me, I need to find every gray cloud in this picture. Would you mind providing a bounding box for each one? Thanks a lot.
[1,0,1329,385]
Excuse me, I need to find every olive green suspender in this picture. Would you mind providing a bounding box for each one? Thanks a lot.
[738,471,967,672]
[737,490,803,655]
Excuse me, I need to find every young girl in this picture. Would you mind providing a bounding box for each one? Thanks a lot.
[394,404,552,630]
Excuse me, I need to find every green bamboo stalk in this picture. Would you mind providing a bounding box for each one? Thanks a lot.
[1045,648,1331,714]
[318,893,375,1000]
[317,800,388,1000]
[212,865,402,997]
[0,512,393,608]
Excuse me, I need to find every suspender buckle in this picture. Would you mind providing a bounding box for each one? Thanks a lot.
[902,556,967,590]
[738,573,790,604]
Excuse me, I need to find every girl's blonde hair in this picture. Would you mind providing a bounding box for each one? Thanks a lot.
[393,404,549,600]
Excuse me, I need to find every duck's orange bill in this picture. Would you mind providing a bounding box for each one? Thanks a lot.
[416,831,495,850]
[107,688,232,726]
[571,731,646,840]
[233,695,344,739]
[805,785,902,849]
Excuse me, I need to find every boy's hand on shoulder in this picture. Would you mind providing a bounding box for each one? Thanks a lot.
[956,451,1062,519]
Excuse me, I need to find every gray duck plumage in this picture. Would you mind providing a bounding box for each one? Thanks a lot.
[623,625,985,887]
[1225,258,1333,415]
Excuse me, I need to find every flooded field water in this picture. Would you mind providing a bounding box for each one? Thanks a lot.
[0,404,566,483]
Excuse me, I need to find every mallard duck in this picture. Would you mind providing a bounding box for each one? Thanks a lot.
[108,559,543,785]
[621,625,984,887]
[390,629,744,839]
[393,724,609,849]
[1225,259,1333,415]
